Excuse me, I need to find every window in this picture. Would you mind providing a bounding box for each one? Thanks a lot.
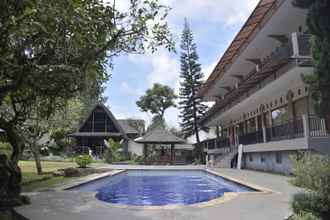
[272,106,289,125]
[249,154,253,162]
[261,154,266,163]
[275,152,282,164]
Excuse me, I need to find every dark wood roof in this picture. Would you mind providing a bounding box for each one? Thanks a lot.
[136,127,186,144]
[71,103,128,139]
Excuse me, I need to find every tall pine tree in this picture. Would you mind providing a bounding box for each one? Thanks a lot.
[179,19,207,156]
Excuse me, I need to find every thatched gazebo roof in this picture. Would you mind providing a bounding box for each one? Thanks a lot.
[135,127,185,144]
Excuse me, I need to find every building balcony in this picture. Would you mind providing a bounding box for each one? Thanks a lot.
[203,115,330,155]
[242,115,330,154]
[201,33,312,126]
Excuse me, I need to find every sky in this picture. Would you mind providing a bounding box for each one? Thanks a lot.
[104,0,259,128]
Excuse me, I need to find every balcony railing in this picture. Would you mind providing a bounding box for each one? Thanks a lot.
[202,137,231,151]
[216,137,231,148]
[266,118,304,141]
[238,130,263,145]
[309,115,329,137]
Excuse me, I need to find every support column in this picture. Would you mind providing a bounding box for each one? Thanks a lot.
[143,144,147,160]
[170,144,175,165]
[262,116,267,143]
[302,114,310,139]
[237,144,243,170]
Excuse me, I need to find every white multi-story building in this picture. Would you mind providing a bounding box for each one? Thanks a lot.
[199,0,330,174]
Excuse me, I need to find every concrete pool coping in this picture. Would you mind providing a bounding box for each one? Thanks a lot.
[56,167,274,210]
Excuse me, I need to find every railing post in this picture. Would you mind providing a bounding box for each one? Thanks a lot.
[302,114,310,138]
[291,32,299,58]
[237,144,243,170]
[262,127,267,143]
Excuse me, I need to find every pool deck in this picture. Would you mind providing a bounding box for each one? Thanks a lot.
[16,166,302,220]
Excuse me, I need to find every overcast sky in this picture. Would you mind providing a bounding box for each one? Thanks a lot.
[104,0,259,128]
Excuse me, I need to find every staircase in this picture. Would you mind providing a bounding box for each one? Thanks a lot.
[212,146,238,168]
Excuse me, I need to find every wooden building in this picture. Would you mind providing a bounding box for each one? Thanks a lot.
[69,104,144,156]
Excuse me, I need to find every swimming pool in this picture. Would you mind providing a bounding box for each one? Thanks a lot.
[69,170,255,206]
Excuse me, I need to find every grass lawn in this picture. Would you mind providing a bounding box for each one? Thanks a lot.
[19,161,78,192]
[19,160,106,192]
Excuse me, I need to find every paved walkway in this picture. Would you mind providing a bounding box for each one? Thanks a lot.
[16,167,302,220]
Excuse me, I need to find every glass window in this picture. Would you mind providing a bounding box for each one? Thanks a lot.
[275,152,282,164]
[249,154,253,162]
[247,118,256,133]
[272,106,288,125]
[261,154,266,163]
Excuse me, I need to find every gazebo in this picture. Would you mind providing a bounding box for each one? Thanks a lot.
[135,127,186,165]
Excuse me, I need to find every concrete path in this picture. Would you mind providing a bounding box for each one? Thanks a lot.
[16,167,302,220]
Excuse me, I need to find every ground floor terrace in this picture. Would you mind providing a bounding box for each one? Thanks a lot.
[16,166,300,220]
[203,110,330,173]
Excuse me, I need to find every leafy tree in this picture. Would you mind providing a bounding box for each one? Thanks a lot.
[136,83,177,119]
[126,118,145,136]
[0,0,173,211]
[147,115,167,131]
[290,153,330,220]
[293,0,330,131]
[178,19,207,158]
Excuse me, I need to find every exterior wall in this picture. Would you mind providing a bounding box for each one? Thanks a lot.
[243,137,308,153]
[309,137,330,154]
[127,140,143,156]
[243,151,296,175]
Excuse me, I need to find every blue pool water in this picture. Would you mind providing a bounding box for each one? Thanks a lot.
[69,170,254,206]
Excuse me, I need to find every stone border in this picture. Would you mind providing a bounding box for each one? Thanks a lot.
[55,170,125,191]
[55,168,274,210]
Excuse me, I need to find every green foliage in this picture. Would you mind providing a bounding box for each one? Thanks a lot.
[178,19,207,141]
[290,153,330,193]
[292,193,327,217]
[0,142,12,158]
[290,153,330,219]
[104,138,121,163]
[291,212,321,220]
[136,83,177,119]
[0,0,174,163]
[75,155,92,168]
[147,116,167,131]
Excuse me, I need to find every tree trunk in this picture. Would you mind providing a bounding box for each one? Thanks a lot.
[31,147,42,175]
[0,123,30,211]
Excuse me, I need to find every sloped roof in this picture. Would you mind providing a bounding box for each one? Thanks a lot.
[73,103,128,139]
[118,119,143,134]
[135,126,186,144]
[198,0,278,97]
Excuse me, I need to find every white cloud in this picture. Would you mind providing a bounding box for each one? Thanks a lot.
[119,81,143,96]
[162,0,259,26]
[106,0,259,128]
[146,51,179,87]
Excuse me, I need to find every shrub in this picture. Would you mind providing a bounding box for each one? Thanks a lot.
[292,193,325,217]
[75,155,92,168]
[104,148,112,164]
[290,153,330,220]
[290,213,320,220]
[103,138,121,164]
